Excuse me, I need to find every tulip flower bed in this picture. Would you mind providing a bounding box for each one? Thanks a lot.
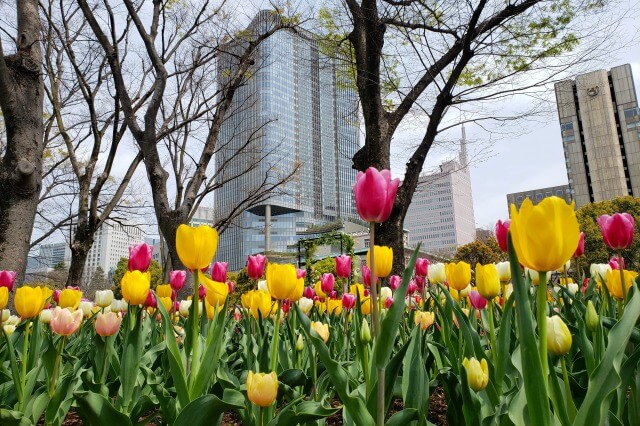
[2,168,640,425]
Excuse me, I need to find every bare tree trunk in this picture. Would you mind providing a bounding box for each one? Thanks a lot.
[0,0,44,283]
[66,220,94,287]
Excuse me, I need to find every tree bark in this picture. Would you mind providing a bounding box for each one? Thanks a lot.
[0,0,44,284]
[67,223,94,287]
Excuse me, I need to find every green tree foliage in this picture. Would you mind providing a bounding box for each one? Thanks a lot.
[576,196,640,271]
[111,257,163,299]
[453,238,504,267]
[311,257,337,288]
[228,268,252,307]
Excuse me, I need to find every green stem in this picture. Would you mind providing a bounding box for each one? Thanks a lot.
[561,356,577,421]
[343,312,349,361]
[190,271,201,382]
[487,300,498,366]
[312,347,318,401]
[269,301,281,372]
[536,271,548,388]
[368,224,384,426]
[19,319,31,410]
[100,336,109,384]
[376,367,385,426]
[49,336,66,397]
[619,251,627,305]
[258,406,263,426]
[363,343,370,396]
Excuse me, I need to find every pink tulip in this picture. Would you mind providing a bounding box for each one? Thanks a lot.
[173,300,180,311]
[573,232,585,257]
[169,270,187,291]
[145,292,157,308]
[211,262,228,282]
[329,291,337,299]
[227,281,235,294]
[495,220,510,252]
[128,243,153,272]
[598,213,635,250]
[95,311,122,337]
[50,307,83,336]
[362,265,377,287]
[414,275,425,290]
[53,289,61,303]
[407,280,418,295]
[609,256,625,270]
[385,298,394,309]
[247,254,267,279]
[364,288,370,297]
[296,268,306,279]
[320,273,335,294]
[342,293,356,309]
[0,270,16,292]
[198,284,206,299]
[469,290,487,310]
[389,275,401,291]
[353,167,400,223]
[415,258,429,277]
[335,255,352,279]
[303,286,315,299]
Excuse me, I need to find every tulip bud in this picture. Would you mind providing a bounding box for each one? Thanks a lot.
[468,290,487,310]
[0,270,16,292]
[169,270,187,291]
[296,334,304,351]
[302,286,315,299]
[414,275,425,290]
[320,273,335,294]
[95,289,114,308]
[335,255,351,278]
[407,280,418,295]
[567,283,579,296]
[362,265,377,287]
[360,318,371,342]
[211,262,228,282]
[462,357,489,391]
[586,300,599,332]
[247,254,267,280]
[145,292,157,308]
[246,371,278,407]
[53,289,61,303]
[128,243,153,272]
[389,275,401,290]
[547,315,572,356]
[198,284,206,299]
[495,220,510,252]
[342,293,356,310]
[415,258,429,277]
[39,308,53,324]
[609,256,625,270]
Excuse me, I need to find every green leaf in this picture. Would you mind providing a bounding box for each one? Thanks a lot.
[120,307,144,413]
[74,391,133,426]
[2,327,23,404]
[401,328,429,425]
[0,409,32,426]
[385,408,419,426]
[173,389,245,425]
[574,284,640,425]
[507,233,551,425]
[495,294,514,395]
[266,399,339,426]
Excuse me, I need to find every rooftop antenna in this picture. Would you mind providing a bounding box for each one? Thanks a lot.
[460,122,468,167]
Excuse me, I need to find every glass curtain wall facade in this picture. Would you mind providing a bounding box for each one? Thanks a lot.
[215,11,360,270]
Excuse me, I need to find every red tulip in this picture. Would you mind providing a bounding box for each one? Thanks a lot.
[495,220,510,252]
[198,284,206,299]
[407,280,418,295]
[303,286,315,299]
[573,232,585,257]
[282,299,291,314]
[247,254,267,280]
[353,167,399,223]
[385,298,394,309]
[145,292,157,308]
[335,255,352,278]
[342,293,356,309]
[414,275,425,290]
[609,256,625,270]
[320,273,335,293]
[389,275,401,291]
[296,268,306,279]
[227,281,235,294]
[169,270,187,291]
[211,262,228,282]
[53,289,61,303]
[598,213,635,250]
[415,258,429,277]
[469,290,487,310]
[362,265,377,287]
[128,243,153,272]
[0,270,16,292]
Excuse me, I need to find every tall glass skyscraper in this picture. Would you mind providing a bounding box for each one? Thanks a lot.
[215,11,360,270]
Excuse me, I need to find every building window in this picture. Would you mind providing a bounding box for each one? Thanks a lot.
[536,193,543,200]
[556,190,564,196]
[560,122,573,132]
[624,107,639,119]
[516,195,523,202]
[562,135,576,143]
[545,191,552,197]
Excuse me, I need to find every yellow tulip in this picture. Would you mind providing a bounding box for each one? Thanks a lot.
[547,315,572,356]
[310,321,330,342]
[58,288,83,310]
[350,283,366,299]
[462,357,489,391]
[289,278,304,302]
[246,371,278,407]
[14,286,45,318]
[199,271,228,308]
[315,299,326,315]
[0,287,8,310]
[509,197,580,272]
[266,263,297,300]
[446,262,471,291]
[176,224,218,271]
[414,310,435,330]
[205,298,222,319]
[121,270,151,305]
[366,245,393,278]
[159,296,173,312]
[40,287,53,311]
[244,290,273,319]
[360,297,372,315]
[475,264,500,300]
[156,284,172,298]
[314,281,327,299]
[605,269,638,300]
[325,299,342,315]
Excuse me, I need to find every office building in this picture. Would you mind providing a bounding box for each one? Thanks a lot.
[215,11,361,270]
[36,242,72,269]
[404,127,476,257]
[84,220,146,279]
[506,184,572,212]
[555,64,640,207]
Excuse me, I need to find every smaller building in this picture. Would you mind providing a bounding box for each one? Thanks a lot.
[506,184,572,213]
